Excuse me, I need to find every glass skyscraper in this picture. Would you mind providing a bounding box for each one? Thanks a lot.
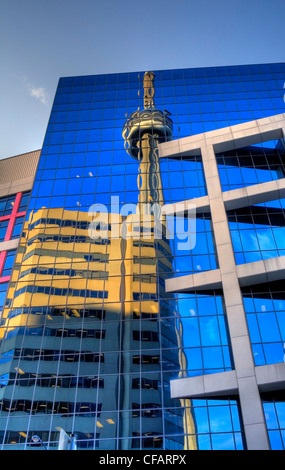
[0,63,284,450]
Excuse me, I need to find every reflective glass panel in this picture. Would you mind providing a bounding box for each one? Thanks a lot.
[242,281,285,365]
[263,395,285,450]
[228,199,285,264]
[217,140,285,192]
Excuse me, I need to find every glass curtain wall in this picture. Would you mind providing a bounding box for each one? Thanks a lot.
[0,63,284,450]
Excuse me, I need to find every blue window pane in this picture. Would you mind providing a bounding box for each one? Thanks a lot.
[209,405,233,433]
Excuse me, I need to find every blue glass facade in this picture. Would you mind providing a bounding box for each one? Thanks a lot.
[0,63,284,450]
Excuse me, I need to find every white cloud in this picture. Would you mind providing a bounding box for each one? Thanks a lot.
[29,86,49,105]
[23,77,49,105]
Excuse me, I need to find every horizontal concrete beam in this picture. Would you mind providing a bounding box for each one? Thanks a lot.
[158,135,203,159]
[158,113,285,159]
[0,239,19,252]
[165,269,222,293]
[165,256,285,293]
[237,256,285,287]
[223,178,285,211]
[160,174,285,222]
[170,370,238,399]
[255,363,285,393]
[213,126,283,154]
[163,195,210,215]
[162,177,285,218]
[171,363,285,400]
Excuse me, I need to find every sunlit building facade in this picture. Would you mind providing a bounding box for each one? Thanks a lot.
[0,63,284,450]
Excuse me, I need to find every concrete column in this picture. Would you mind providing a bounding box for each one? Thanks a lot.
[200,143,270,450]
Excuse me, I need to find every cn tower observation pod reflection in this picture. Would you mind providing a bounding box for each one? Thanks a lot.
[0,72,197,450]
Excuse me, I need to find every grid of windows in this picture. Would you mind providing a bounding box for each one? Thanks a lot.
[228,199,285,264]
[217,140,285,192]
[0,195,17,218]
[0,64,284,450]
[263,396,285,450]
[189,399,244,450]
[174,292,232,375]
[242,281,285,366]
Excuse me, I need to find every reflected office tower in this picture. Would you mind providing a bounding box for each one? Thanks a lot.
[0,72,196,450]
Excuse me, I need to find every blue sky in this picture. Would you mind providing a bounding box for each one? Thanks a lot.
[0,0,284,159]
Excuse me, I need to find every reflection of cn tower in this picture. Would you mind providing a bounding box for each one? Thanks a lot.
[123,71,173,209]
[123,73,197,450]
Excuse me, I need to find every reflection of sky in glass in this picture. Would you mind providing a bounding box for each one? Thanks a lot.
[228,199,285,264]
[263,400,285,450]
[217,140,285,192]
[188,399,244,450]
[242,282,285,366]
[174,293,232,376]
